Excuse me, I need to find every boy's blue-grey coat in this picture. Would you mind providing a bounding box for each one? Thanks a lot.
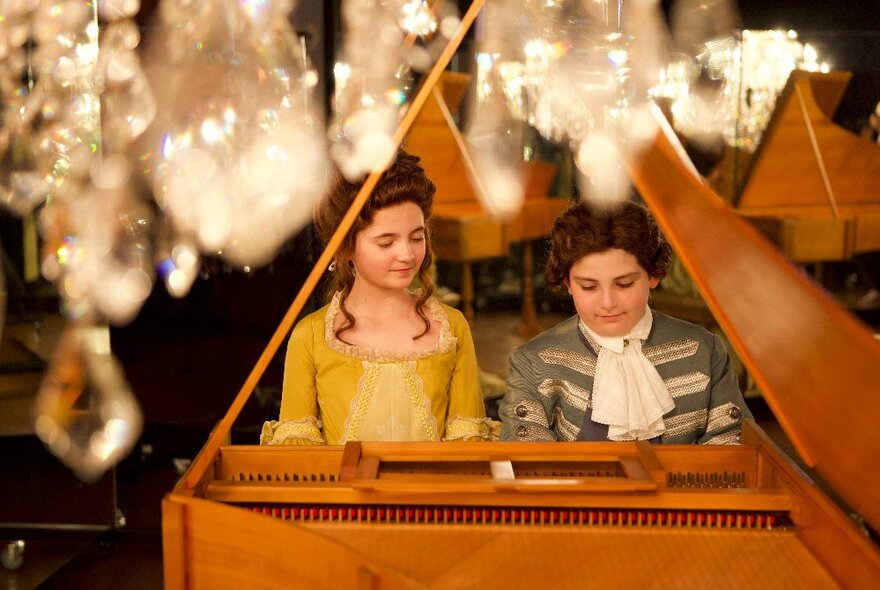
[499,311,752,444]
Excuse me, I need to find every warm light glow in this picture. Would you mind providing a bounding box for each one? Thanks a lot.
[654,28,829,151]
[0,0,846,486]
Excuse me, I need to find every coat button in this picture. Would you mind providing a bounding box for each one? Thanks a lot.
[515,404,528,418]
[515,425,528,438]
[728,406,742,419]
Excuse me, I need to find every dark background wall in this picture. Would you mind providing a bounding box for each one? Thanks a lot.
[732,1,880,31]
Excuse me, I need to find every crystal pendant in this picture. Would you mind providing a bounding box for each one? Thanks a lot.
[141,0,326,268]
[33,324,143,483]
[0,130,54,216]
[465,52,525,219]
[155,217,200,299]
[620,0,669,151]
[392,0,437,37]
[85,187,155,326]
[330,0,406,179]
[0,68,53,215]
[36,155,154,326]
[566,32,639,205]
[555,19,646,203]
[669,0,741,146]
[1,0,101,215]
[391,0,451,74]
[575,131,630,207]
[462,0,526,219]
[97,20,157,151]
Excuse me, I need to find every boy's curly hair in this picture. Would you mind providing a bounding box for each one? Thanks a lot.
[545,200,672,289]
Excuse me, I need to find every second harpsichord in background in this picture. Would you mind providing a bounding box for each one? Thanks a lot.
[405,71,570,336]
[724,70,880,263]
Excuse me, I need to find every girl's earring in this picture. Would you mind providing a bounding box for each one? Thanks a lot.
[328,260,336,272]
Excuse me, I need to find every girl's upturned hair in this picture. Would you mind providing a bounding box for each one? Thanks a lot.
[545,200,672,289]
[314,150,436,342]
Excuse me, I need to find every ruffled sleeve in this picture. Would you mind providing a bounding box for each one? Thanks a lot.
[443,415,500,441]
[260,416,326,445]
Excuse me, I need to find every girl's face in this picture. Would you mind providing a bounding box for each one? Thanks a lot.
[564,248,659,337]
[352,202,426,293]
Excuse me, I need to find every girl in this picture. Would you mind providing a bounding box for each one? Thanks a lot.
[262,151,497,445]
[500,200,751,444]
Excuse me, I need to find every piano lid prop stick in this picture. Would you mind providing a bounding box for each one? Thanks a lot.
[430,84,493,210]
[795,82,840,220]
[182,0,488,490]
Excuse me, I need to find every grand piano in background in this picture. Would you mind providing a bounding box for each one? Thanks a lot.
[404,71,570,336]
[723,70,880,263]
[160,66,880,587]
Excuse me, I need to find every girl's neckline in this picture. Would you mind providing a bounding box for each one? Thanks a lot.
[323,293,456,362]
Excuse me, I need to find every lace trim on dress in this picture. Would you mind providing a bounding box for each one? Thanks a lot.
[339,361,378,443]
[339,360,440,443]
[324,292,455,362]
[403,360,440,440]
[444,416,501,441]
[260,416,325,446]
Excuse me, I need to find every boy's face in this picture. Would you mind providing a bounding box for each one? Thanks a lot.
[564,248,659,338]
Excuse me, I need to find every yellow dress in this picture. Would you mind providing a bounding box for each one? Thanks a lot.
[260,294,496,445]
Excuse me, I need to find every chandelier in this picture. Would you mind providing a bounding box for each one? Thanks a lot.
[0,0,825,482]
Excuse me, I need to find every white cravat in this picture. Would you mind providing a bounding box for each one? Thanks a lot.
[581,307,674,441]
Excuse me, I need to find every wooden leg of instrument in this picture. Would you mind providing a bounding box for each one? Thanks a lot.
[515,241,542,339]
[812,262,824,284]
[461,260,474,324]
